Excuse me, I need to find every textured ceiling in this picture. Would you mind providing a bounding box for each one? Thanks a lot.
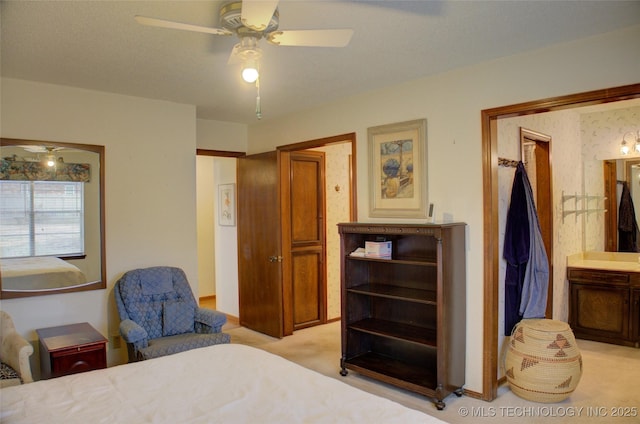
[2,1,639,124]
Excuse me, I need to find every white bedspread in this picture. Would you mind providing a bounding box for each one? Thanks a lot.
[0,257,86,290]
[0,344,447,424]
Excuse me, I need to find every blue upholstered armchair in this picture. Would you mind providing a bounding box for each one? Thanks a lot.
[114,266,230,362]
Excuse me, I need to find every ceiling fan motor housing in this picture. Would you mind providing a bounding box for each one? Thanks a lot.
[220,1,280,38]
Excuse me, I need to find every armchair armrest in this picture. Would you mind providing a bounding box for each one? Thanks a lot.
[1,332,34,383]
[195,308,227,333]
[119,319,148,344]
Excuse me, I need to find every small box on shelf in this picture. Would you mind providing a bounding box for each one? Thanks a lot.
[365,241,392,258]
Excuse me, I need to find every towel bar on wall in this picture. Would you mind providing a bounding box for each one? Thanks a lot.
[561,191,606,223]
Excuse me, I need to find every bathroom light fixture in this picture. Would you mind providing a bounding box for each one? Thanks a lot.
[621,131,640,155]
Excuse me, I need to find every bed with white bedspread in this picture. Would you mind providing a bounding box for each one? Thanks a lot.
[0,343,447,423]
[0,257,86,290]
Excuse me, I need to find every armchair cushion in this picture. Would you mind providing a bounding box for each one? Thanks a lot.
[163,300,195,336]
[138,332,230,361]
[141,267,174,295]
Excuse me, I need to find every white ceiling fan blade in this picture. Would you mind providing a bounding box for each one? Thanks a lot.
[267,29,354,47]
[134,15,232,36]
[241,0,279,32]
[21,146,64,153]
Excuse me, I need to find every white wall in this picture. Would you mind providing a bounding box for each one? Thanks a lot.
[212,157,239,317]
[1,78,198,370]
[245,25,640,394]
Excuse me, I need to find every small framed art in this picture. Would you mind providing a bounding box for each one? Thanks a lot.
[218,183,236,226]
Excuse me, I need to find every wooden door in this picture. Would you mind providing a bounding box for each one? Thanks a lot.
[281,151,326,332]
[520,128,553,318]
[237,151,284,338]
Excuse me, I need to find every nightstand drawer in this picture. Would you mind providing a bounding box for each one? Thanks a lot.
[49,343,107,378]
[37,322,108,379]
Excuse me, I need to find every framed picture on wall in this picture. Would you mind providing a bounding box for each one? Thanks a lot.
[218,183,236,226]
[368,119,428,218]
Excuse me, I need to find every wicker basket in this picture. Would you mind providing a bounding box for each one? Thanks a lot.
[505,319,582,403]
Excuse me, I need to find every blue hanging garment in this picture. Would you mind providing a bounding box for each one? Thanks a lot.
[503,162,530,335]
[519,163,549,319]
[503,162,549,335]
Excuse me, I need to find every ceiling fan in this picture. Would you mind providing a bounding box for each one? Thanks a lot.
[134,0,354,119]
[20,145,65,154]
[13,146,66,167]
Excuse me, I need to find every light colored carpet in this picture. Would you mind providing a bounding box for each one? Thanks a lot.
[225,321,640,424]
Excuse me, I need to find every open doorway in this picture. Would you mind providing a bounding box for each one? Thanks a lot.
[481,83,640,401]
[196,149,245,321]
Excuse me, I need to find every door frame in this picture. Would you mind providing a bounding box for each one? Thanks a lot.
[278,133,357,334]
[481,83,640,401]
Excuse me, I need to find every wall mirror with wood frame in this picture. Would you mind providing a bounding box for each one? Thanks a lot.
[0,138,105,298]
[580,98,640,252]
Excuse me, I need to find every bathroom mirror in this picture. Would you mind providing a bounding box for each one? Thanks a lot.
[599,158,640,252]
[0,138,105,298]
[580,99,640,252]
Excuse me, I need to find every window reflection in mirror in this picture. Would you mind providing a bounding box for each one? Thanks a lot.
[0,138,105,298]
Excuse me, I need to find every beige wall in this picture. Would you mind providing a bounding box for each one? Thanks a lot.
[196,155,216,298]
[244,24,640,394]
[1,78,198,370]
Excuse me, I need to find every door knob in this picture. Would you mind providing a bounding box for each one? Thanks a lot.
[268,256,283,263]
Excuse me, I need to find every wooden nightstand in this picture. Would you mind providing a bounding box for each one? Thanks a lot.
[36,322,108,379]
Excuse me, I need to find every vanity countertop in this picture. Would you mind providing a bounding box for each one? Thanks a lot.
[567,251,640,272]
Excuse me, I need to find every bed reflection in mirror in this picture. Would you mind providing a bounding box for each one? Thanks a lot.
[0,138,105,298]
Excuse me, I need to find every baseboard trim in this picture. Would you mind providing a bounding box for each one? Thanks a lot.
[199,295,216,301]
[225,314,239,326]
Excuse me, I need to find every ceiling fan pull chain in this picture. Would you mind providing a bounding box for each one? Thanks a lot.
[255,77,262,120]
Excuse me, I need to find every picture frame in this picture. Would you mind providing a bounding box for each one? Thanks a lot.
[218,183,236,226]
[368,119,428,218]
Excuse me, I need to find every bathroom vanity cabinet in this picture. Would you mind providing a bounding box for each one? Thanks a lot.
[567,257,640,348]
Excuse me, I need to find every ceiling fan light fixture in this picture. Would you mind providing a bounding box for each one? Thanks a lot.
[241,59,259,83]
[46,154,56,167]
